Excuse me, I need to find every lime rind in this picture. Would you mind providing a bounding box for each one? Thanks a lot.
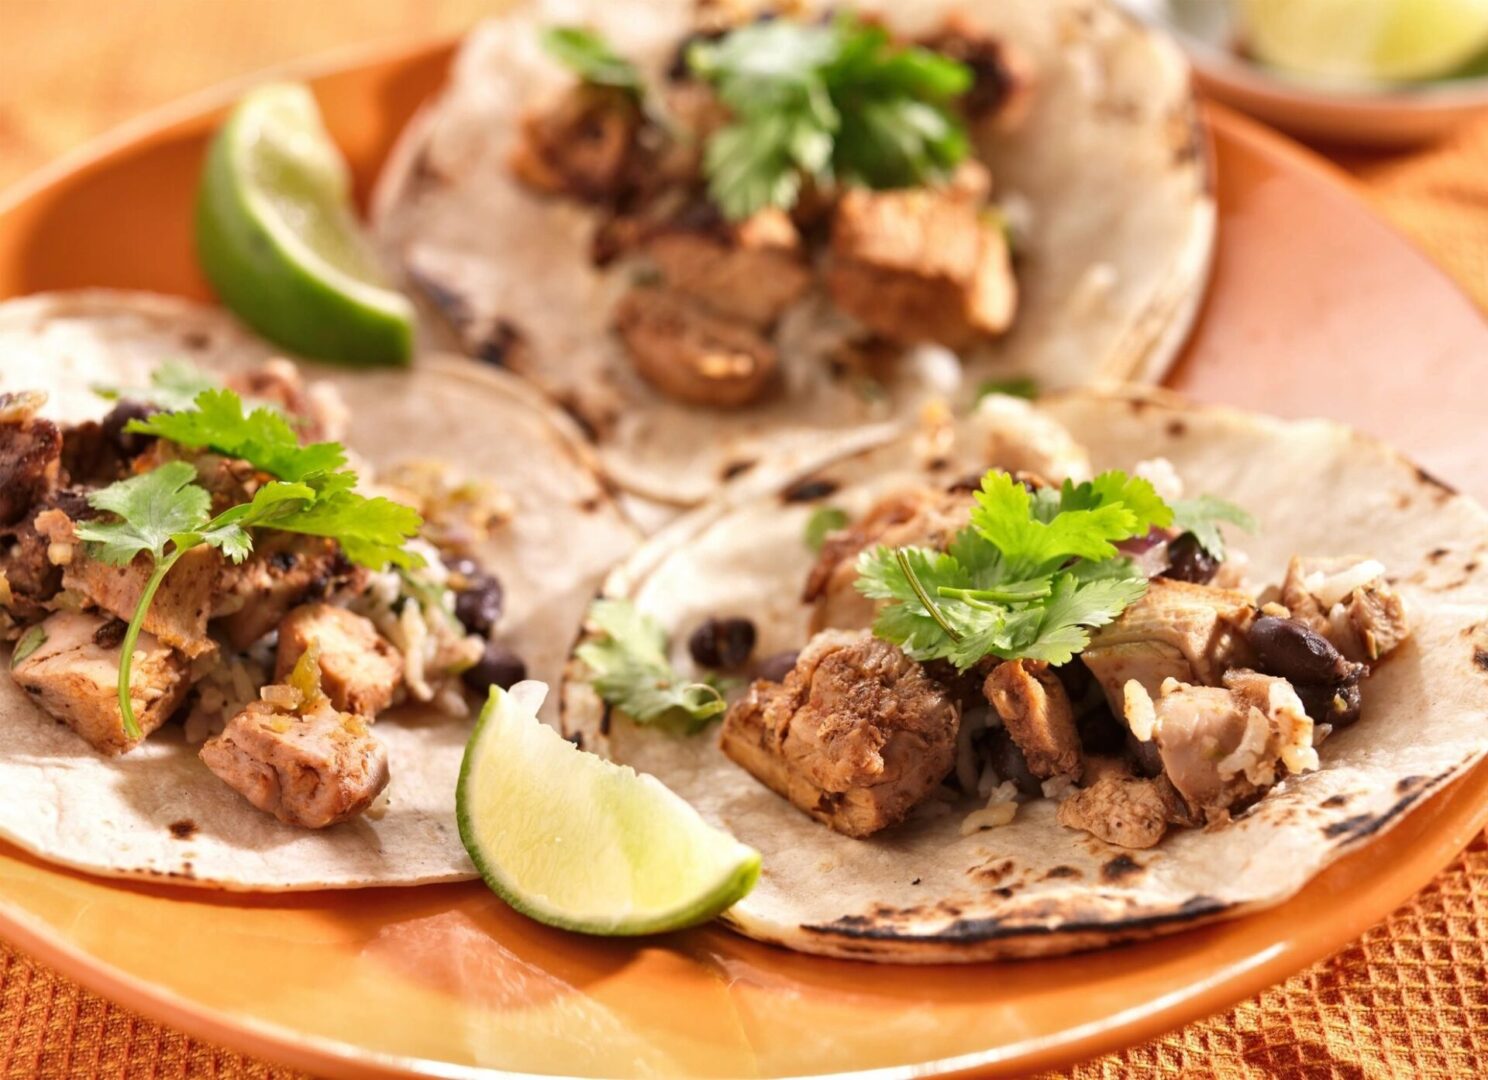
[196,82,414,366]
[456,684,761,937]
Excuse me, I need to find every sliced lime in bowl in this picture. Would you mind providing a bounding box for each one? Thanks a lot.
[196,82,414,366]
[457,683,761,936]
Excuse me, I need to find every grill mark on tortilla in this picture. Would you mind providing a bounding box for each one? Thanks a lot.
[974,858,1017,885]
[168,819,197,840]
[1320,794,1350,809]
[801,893,1229,943]
[1428,547,1450,563]
[1412,465,1458,498]
[781,476,838,503]
[1474,648,1488,673]
[1396,775,1425,794]
[1044,865,1081,880]
[1321,771,1450,842]
[1101,854,1143,882]
[721,460,756,481]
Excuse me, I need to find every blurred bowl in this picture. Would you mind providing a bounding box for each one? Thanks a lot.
[1121,0,1488,145]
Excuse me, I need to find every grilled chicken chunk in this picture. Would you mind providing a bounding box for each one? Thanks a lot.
[720,629,960,838]
[215,533,362,650]
[200,699,389,829]
[275,604,402,718]
[827,178,1016,349]
[1279,556,1410,664]
[614,286,778,407]
[984,659,1082,780]
[10,611,189,754]
[1056,764,1191,849]
[804,486,975,632]
[509,83,642,202]
[1133,670,1317,823]
[1081,579,1258,715]
[643,208,813,327]
[0,391,62,528]
[35,508,220,658]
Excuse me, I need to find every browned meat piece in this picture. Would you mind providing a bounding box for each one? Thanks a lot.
[614,286,778,407]
[0,391,62,528]
[983,659,1082,780]
[827,184,1016,349]
[1140,670,1317,823]
[10,611,189,754]
[719,629,960,838]
[0,490,93,620]
[1081,578,1258,715]
[509,83,642,202]
[36,508,220,658]
[644,208,813,327]
[214,533,363,650]
[1056,768,1191,849]
[804,486,975,633]
[227,358,345,442]
[919,15,1036,132]
[128,442,263,515]
[200,699,389,828]
[275,603,402,717]
[1279,556,1410,664]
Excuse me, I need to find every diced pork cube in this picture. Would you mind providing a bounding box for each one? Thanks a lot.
[200,700,389,829]
[644,208,813,327]
[275,603,402,718]
[508,83,641,202]
[0,391,62,527]
[1279,556,1411,664]
[215,533,362,650]
[720,629,960,838]
[10,611,188,754]
[614,286,778,407]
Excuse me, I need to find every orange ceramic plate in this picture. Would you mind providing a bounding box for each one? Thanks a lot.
[1,37,1486,1080]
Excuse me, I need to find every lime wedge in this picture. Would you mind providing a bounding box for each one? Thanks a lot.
[457,683,760,936]
[196,83,414,366]
[1238,0,1488,83]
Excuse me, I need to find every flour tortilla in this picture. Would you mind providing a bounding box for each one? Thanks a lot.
[561,388,1488,961]
[0,290,638,890]
[372,0,1215,505]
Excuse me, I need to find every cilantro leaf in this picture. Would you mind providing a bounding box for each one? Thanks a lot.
[92,359,223,412]
[541,26,642,94]
[267,491,425,570]
[74,461,210,565]
[577,599,727,733]
[126,389,346,483]
[856,468,1175,671]
[1171,495,1255,561]
[688,14,973,220]
[804,506,850,552]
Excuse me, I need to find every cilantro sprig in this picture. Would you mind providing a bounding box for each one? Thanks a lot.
[856,470,1177,669]
[688,15,973,219]
[577,599,727,733]
[73,388,423,740]
[541,26,642,95]
[1171,495,1255,561]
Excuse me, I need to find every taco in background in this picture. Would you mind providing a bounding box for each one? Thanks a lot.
[561,389,1488,961]
[0,290,636,890]
[373,0,1214,505]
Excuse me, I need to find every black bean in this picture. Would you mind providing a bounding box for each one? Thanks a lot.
[100,399,159,457]
[755,650,798,684]
[1247,616,1358,686]
[92,618,128,649]
[1295,677,1363,730]
[1126,731,1164,778]
[1077,705,1126,756]
[1160,533,1219,584]
[454,573,505,637]
[688,617,757,670]
[462,641,527,694]
[989,728,1042,798]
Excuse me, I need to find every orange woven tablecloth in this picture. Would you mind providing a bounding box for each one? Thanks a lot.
[2,3,1487,1076]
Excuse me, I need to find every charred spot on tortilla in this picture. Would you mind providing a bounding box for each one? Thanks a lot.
[1166,419,1187,437]
[1473,648,1488,673]
[1320,794,1350,809]
[1428,547,1450,563]
[181,331,211,351]
[1044,865,1082,881]
[1395,775,1426,795]
[1101,855,1143,883]
[720,460,756,482]
[554,392,603,443]
[1413,465,1458,498]
[973,858,1017,885]
[579,495,603,514]
[781,476,838,503]
[911,877,922,886]
[476,320,527,368]
[168,819,197,840]
[406,265,472,329]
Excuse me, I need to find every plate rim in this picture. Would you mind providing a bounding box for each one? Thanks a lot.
[0,32,1486,1080]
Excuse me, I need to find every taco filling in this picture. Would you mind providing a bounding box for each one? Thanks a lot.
[1,363,525,830]
[514,10,1030,409]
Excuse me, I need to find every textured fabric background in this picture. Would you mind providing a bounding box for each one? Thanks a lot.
[1,2,1486,1077]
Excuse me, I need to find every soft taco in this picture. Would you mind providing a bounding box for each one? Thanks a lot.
[0,290,636,890]
[372,0,1214,505]
[561,389,1488,961]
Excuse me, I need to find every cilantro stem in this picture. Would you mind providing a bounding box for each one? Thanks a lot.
[895,549,961,643]
[938,582,1052,605]
[117,545,189,741]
